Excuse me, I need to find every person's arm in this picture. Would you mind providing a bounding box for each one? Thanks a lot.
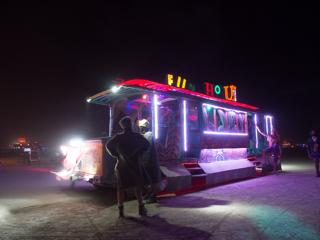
[307,139,312,159]
[106,136,118,158]
[279,136,282,155]
[256,126,268,138]
[140,134,151,155]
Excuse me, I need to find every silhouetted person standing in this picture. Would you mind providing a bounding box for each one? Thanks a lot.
[307,130,320,177]
[139,119,162,204]
[106,116,150,217]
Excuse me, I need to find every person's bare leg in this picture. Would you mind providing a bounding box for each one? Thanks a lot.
[273,161,277,174]
[313,158,319,177]
[117,189,125,217]
[135,186,147,215]
[117,189,124,205]
[135,187,143,204]
[262,150,266,165]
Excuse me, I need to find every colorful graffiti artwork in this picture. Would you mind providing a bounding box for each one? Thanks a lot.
[76,144,102,175]
[61,141,103,176]
[156,126,182,164]
[199,148,247,163]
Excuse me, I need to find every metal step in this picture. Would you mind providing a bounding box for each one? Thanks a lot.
[191,174,207,178]
[185,167,202,171]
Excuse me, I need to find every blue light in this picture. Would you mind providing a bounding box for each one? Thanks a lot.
[161,94,165,98]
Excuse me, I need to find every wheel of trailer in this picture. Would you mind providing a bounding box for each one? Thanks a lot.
[23,157,29,165]
[93,184,113,190]
[70,181,76,190]
[17,156,24,163]
[43,157,52,165]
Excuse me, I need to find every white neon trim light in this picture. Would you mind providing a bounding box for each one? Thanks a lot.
[183,100,187,151]
[265,116,269,135]
[204,131,248,136]
[255,114,258,148]
[265,115,273,135]
[154,94,158,139]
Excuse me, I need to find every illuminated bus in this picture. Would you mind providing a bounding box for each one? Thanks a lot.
[53,79,280,194]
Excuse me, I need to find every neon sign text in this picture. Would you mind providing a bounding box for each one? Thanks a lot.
[205,82,237,102]
[167,74,195,91]
[167,75,237,102]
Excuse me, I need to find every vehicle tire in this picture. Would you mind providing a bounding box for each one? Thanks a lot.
[44,157,52,165]
[93,184,112,190]
[17,157,24,163]
[70,181,76,190]
[23,157,29,165]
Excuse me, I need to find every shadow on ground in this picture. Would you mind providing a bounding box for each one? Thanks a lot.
[158,195,230,208]
[124,215,211,239]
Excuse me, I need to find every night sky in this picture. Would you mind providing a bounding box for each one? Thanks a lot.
[1,1,319,148]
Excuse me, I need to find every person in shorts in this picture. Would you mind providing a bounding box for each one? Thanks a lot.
[307,130,320,177]
[106,116,150,217]
[256,126,282,175]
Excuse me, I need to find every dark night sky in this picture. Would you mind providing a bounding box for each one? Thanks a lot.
[0,1,319,148]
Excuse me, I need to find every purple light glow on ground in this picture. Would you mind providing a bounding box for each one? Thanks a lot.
[0,147,319,239]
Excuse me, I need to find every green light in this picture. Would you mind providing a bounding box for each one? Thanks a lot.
[215,85,221,95]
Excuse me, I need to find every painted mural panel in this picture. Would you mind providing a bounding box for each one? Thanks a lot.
[75,141,103,176]
[156,126,182,164]
[199,148,247,163]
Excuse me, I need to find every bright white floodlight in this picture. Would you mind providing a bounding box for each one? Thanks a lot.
[61,146,67,156]
[112,86,121,92]
[69,139,83,147]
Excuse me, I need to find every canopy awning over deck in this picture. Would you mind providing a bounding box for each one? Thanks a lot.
[88,79,259,110]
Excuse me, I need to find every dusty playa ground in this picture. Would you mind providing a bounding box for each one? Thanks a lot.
[1,148,320,240]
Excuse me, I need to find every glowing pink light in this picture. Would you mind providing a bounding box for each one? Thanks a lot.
[204,131,248,136]
[255,114,258,148]
[109,107,112,137]
[154,94,158,139]
[183,100,187,151]
[188,116,197,120]
[114,79,259,110]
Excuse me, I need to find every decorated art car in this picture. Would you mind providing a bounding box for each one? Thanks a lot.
[52,76,280,195]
